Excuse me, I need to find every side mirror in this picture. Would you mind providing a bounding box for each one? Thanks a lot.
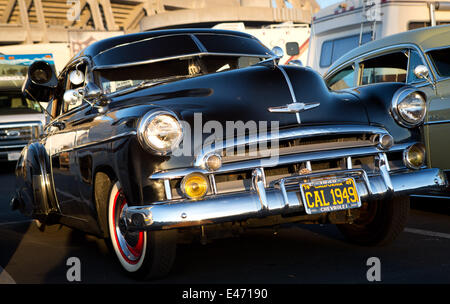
[22,60,57,102]
[63,89,82,106]
[414,65,430,80]
[414,64,436,90]
[271,46,284,59]
[288,60,303,67]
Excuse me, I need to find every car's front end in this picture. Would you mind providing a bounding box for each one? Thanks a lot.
[0,90,45,162]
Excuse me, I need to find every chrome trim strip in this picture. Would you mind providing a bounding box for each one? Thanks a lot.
[252,168,268,210]
[57,131,137,154]
[378,153,393,193]
[126,168,447,231]
[164,179,172,201]
[209,174,217,195]
[424,119,450,125]
[151,142,411,180]
[276,65,301,123]
[195,125,390,167]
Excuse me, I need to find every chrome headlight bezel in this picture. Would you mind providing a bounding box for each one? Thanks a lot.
[391,88,427,128]
[137,110,183,155]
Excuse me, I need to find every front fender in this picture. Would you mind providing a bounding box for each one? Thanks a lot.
[14,141,55,220]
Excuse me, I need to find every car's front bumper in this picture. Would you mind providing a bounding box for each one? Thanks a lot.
[123,167,447,231]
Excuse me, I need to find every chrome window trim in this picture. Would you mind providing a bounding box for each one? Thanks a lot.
[325,43,437,86]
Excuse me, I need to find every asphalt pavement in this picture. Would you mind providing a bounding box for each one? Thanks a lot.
[0,162,449,284]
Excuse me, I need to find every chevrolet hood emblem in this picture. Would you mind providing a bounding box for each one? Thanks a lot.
[268,102,320,114]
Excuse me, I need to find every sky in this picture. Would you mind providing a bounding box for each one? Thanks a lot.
[315,0,343,8]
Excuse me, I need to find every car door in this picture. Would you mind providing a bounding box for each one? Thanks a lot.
[45,60,92,219]
[413,47,450,170]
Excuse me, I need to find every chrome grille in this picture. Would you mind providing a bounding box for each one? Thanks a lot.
[221,134,374,164]
[0,122,42,148]
[151,125,410,201]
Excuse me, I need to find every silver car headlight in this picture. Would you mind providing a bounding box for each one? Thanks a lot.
[391,88,426,127]
[137,110,183,154]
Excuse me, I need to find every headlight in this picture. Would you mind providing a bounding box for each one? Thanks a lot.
[392,88,426,127]
[137,111,183,154]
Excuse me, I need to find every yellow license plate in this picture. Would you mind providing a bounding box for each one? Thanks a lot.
[300,177,361,215]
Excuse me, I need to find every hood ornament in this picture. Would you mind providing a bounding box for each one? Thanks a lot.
[268,102,320,123]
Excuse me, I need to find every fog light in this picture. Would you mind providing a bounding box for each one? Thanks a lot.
[403,143,426,169]
[205,153,222,171]
[182,173,209,200]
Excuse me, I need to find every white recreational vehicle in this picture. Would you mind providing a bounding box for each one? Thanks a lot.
[213,22,311,65]
[307,0,450,75]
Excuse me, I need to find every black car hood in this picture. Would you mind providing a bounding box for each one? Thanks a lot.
[111,65,369,130]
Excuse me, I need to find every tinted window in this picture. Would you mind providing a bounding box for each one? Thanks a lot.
[428,48,450,77]
[320,33,372,68]
[194,34,270,56]
[327,65,355,90]
[361,52,408,85]
[94,35,200,67]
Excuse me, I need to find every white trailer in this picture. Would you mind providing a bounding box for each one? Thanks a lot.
[213,22,311,65]
[307,0,450,75]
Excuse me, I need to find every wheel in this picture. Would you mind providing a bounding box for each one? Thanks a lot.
[107,181,177,279]
[337,196,410,246]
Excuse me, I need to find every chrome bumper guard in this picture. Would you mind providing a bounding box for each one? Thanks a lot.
[123,167,447,231]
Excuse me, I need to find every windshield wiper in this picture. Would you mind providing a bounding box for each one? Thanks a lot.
[109,75,194,97]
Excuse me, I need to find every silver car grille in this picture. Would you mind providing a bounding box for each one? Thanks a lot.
[150,125,410,201]
[0,122,42,148]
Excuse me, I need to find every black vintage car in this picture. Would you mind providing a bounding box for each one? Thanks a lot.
[13,29,447,279]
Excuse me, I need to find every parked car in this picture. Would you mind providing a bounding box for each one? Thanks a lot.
[324,24,450,196]
[0,86,45,163]
[12,29,447,279]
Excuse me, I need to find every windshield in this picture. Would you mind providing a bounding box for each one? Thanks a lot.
[96,55,264,94]
[427,48,450,77]
[0,92,42,115]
